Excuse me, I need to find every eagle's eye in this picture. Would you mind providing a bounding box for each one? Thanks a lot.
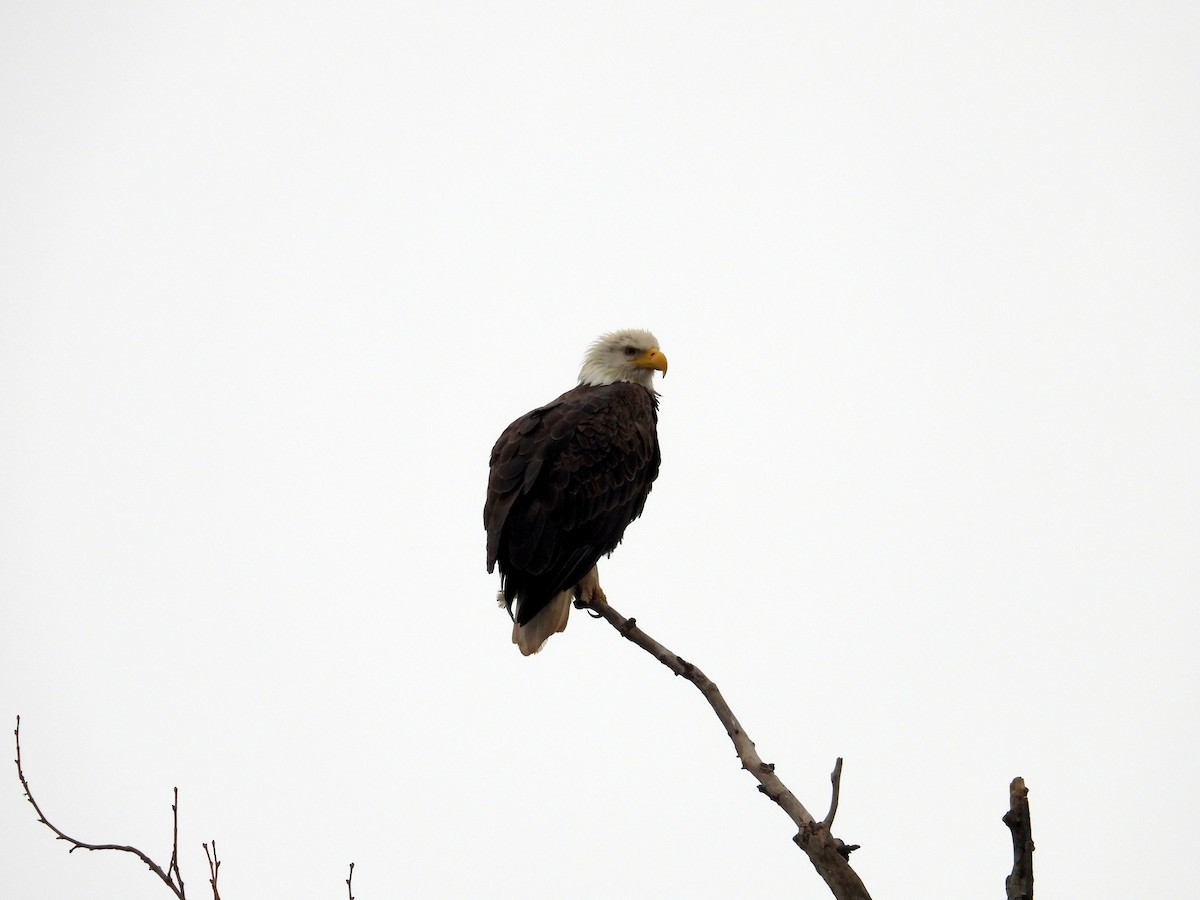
[623,346,638,356]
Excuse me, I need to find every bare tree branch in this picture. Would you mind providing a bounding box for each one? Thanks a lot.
[822,757,844,828]
[575,593,872,900]
[203,841,222,900]
[346,861,356,900]
[169,788,186,897]
[13,716,187,899]
[1003,777,1034,900]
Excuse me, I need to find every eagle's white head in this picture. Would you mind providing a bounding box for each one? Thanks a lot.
[578,329,668,389]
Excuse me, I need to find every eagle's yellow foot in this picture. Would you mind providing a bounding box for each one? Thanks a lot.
[582,584,606,618]
[573,568,607,616]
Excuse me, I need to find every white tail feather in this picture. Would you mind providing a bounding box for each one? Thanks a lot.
[512,591,572,656]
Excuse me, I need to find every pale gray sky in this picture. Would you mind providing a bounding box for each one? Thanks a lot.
[2,3,1197,898]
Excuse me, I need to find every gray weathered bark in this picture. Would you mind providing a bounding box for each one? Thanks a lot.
[576,592,872,900]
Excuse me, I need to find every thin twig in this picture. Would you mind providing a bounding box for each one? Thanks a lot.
[822,757,844,828]
[575,595,872,900]
[346,861,356,900]
[203,841,222,900]
[13,716,186,899]
[169,788,186,897]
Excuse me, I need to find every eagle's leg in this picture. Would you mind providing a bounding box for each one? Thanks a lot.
[574,566,606,617]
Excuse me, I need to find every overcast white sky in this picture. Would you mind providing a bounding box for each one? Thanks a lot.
[2,3,1197,898]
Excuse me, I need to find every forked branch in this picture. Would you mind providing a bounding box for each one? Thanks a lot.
[13,716,229,899]
[203,841,222,900]
[14,716,186,898]
[575,594,872,900]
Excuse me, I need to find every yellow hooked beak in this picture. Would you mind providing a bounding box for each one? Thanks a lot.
[634,347,668,376]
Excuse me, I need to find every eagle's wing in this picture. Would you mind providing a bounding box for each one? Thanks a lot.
[485,383,659,625]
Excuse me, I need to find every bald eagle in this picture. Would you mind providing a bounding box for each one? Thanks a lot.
[485,329,667,655]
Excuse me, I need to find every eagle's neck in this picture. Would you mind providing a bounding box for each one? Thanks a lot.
[578,367,655,390]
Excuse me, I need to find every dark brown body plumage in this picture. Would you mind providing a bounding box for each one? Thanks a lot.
[485,381,661,629]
